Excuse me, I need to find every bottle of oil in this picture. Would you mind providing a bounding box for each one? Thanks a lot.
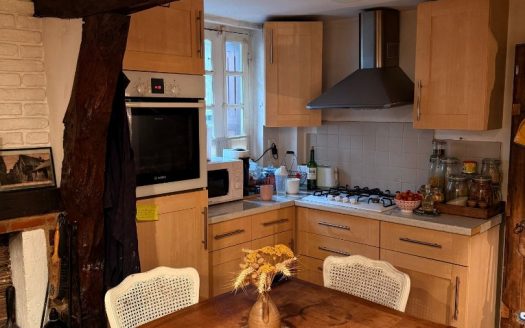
[307,147,317,190]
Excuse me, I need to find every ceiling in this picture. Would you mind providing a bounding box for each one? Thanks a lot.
[204,0,422,23]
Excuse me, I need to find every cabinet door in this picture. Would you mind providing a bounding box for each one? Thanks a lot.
[265,22,322,127]
[413,0,507,130]
[136,190,209,298]
[124,0,204,75]
[381,249,467,327]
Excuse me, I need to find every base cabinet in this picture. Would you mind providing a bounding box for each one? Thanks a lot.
[209,207,295,296]
[295,208,500,328]
[381,250,467,326]
[136,190,209,298]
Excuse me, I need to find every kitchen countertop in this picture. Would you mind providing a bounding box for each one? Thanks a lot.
[208,194,502,236]
[294,199,502,236]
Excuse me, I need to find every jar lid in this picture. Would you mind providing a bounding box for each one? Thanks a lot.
[473,175,492,183]
[463,160,477,164]
[448,174,467,182]
[440,157,459,164]
[482,158,501,165]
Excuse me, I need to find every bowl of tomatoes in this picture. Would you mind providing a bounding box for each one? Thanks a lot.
[395,190,422,212]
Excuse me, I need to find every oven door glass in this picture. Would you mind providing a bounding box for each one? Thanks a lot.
[129,105,200,187]
[208,169,230,198]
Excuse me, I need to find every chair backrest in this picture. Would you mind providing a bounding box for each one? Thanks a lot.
[104,266,200,328]
[323,255,410,312]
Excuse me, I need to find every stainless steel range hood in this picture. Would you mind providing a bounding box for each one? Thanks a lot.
[307,8,414,110]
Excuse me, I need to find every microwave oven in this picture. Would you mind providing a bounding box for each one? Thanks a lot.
[207,158,244,205]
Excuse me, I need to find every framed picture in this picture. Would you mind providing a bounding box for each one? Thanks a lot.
[0,147,56,192]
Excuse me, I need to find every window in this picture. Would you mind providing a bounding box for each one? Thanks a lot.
[205,27,252,157]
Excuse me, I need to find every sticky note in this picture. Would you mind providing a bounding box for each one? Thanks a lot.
[136,204,158,222]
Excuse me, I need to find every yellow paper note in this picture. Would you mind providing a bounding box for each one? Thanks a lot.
[136,204,158,222]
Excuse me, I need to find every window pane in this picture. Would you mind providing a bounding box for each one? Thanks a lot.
[204,39,213,71]
[205,74,214,106]
[226,107,243,137]
[225,41,242,72]
[206,108,216,158]
[226,75,242,105]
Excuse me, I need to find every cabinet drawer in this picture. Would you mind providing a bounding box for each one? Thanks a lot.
[252,207,294,239]
[380,222,469,266]
[297,208,379,246]
[210,216,251,251]
[251,231,294,251]
[297,231,379,261]
[211,242,250,297]
[297,256,324,286]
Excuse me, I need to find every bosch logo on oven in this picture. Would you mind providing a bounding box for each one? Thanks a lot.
[154,175,167,181]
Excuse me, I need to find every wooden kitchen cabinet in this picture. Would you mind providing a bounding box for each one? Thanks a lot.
[380,222,500,327]
[124,0,204,75]
[136,190,209,298]
[264,22,322,127]
[208,207,295,296]
[413,0,509,130]
[296,207,380,284]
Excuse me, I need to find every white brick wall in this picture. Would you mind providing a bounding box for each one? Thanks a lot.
[0,0,50,148]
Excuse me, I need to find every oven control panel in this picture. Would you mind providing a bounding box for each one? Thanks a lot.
[123,70,204,99]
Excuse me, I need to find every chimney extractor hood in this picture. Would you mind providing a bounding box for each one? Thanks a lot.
[307,8,414,110]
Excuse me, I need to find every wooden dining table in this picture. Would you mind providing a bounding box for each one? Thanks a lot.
[140,279,449,328]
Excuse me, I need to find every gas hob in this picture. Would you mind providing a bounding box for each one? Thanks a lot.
[300,186,397,213]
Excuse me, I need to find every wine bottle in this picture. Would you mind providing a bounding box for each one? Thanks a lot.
[307,147,317,190]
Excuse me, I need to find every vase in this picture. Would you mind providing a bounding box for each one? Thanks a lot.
[248,292,280,328]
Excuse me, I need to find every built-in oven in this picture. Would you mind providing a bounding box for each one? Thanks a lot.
[124,70,207,198]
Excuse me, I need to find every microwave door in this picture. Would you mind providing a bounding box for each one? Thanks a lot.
[208,169,230,198]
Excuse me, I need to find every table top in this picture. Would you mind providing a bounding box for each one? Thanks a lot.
[140,279,448,328]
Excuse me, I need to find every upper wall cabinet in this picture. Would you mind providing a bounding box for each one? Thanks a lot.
[413,0,509,130]
[265,22,322,127]
[123,0,204,75]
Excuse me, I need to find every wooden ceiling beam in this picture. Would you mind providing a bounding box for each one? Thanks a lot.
[33,0,174,18]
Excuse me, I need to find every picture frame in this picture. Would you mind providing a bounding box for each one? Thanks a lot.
[0,147,57,192]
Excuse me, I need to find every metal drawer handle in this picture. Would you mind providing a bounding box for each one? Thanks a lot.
[214,229,245,240]
[202,207,208,250]
[318,246,351,256]
[270,29,274,64]
[453,276,460,320]
[262,218,289,226]
[417,80,422,121]
[318,221,350,231]
[399,237,442,249]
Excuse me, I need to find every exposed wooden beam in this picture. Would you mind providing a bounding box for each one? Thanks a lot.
[59,13,130,327]
[33,0,174,18]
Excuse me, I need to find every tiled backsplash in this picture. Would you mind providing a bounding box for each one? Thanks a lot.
[306,122,503,193]
[307,122,434,192]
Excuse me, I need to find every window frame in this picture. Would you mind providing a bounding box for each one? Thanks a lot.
[204,27,253,157]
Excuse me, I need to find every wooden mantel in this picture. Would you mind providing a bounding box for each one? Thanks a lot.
[0,213,57,235]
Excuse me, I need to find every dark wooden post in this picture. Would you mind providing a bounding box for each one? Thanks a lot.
[502,44,525,327]
[59,13,130,327]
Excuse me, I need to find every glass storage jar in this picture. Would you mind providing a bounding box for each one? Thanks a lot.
[428,157,445,189]
[445,174,469,205]
[468,175,494,208]
[481,158,502,185]
[438,157,461,190]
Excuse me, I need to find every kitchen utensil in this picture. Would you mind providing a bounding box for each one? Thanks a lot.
[286,178,300,194]
[317,165,337,188]
[49,222,61,300]
[259,185,274,201]
[6,285,19,328]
